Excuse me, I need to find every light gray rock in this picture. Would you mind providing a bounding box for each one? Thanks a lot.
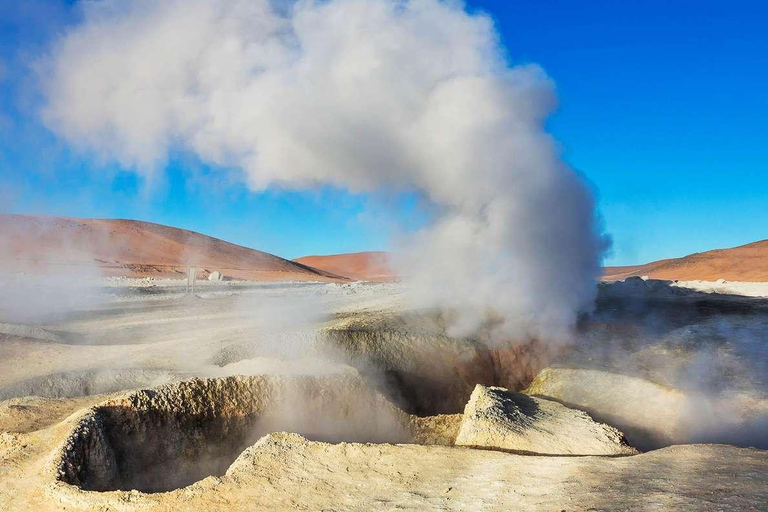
[455,384,637,456]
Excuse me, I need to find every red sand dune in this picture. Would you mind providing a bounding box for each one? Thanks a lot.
[0,214,347,281]
[603,239,768,282]
[294,251,395,282]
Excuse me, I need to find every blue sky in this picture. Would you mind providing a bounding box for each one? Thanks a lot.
[1,0,766,264]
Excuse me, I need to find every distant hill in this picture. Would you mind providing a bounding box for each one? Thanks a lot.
[0,214,346,281]
[294,251,395,282]
[297,239,768,283]
[603,240,768,282]
[7,214,761,283]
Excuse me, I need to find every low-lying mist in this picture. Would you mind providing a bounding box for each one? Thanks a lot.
[564,286,768,449]
[0,269,103,324]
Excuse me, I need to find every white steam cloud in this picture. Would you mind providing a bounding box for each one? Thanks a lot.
[41,0,607,342]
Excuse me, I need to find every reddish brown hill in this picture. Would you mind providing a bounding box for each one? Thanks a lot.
[0,214,346,281]
[294,251,395,282]
[603,240,768,282]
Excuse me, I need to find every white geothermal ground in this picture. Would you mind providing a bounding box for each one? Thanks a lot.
[0,279,403,395]
[1,277,768,510]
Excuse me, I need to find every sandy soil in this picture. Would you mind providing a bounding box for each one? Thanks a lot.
[604,239,768,281]
[295,251,394,281]
[0,214,346,281]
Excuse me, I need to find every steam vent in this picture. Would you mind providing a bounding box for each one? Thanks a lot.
[56,375,442,492]
[2,0,768,507]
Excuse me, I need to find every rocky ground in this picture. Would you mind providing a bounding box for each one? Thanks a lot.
[1,387,766,511]
[1,277,767,509]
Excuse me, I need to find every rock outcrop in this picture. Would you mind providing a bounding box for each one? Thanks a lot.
[455,384,637,455]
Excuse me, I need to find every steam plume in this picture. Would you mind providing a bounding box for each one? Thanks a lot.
[41,0,607,342]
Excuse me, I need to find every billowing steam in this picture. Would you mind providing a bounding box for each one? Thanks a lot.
[41,0,607,342]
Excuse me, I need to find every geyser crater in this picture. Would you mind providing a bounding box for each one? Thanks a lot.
[55,374,453,493]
